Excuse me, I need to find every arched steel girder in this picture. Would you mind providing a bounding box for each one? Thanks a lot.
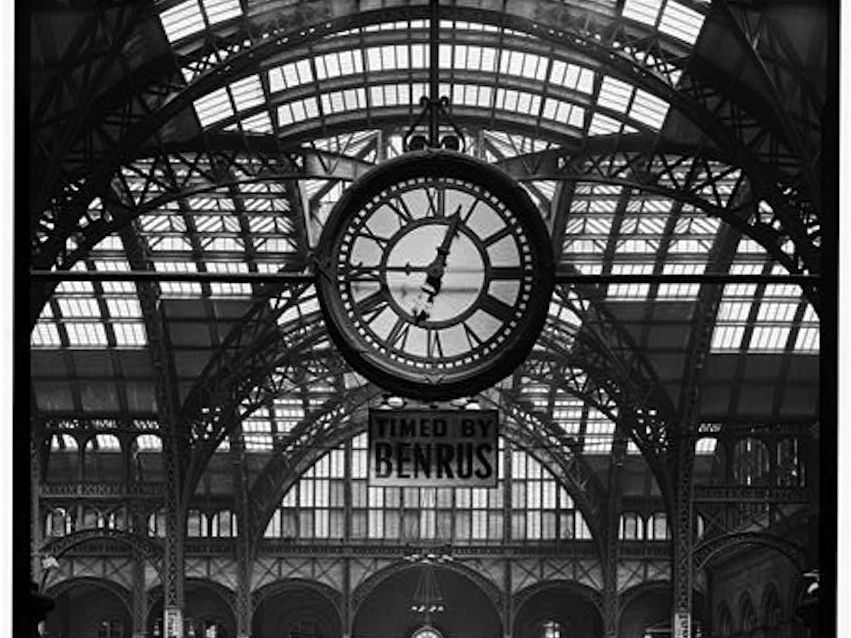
[173,288,674,526]
[33,2,816,280]
[236,349,610,551]
[512,579,604,617]
[711,0,824,212]
[29,131,819,325]
[252,578,344,617]
[178,300,661,546]
[40,528,163,570]
[243,392,610,562]
[178,288,324,505]
[350,559,504,619]
[692,531,805,572]
[243,385,610,561]
[45,576,134,617]
[31,132,752,277]
[497,139,820,294]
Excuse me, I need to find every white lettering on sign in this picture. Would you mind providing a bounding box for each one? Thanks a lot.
[368,409,499,487]
[673,612,691,638]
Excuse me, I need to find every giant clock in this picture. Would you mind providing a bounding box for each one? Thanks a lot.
[316,150,554,400]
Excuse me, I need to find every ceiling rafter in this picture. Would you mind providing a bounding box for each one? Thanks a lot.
[32,1,818,288]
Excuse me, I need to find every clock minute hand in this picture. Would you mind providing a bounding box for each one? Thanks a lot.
[422,205,464,296]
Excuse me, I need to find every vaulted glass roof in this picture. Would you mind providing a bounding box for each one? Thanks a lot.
[30,0,823,528]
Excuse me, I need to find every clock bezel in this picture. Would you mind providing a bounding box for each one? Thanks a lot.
[315,149,554,401]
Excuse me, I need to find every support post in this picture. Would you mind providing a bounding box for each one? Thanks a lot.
[163,435,185,637]
[231,436,253,638]
[31,434,43,582]
[132,541,148,638]
[672,440,695,638]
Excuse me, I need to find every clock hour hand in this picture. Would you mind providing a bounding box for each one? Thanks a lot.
[422,206,463,296]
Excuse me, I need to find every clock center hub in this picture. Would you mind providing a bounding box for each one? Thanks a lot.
[383,221,485,326]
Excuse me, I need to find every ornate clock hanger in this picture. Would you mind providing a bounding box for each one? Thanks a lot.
[402,0,467,154]
[312,2,557,400]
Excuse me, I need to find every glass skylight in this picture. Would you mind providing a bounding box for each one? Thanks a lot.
[608,264,654,300]
[596,76,670,131]
[622,0,706,45]
[159,0,241,44]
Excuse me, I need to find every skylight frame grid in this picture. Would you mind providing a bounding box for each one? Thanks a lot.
[607,263,654,300]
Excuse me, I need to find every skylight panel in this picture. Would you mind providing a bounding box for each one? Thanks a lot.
[56,280,94,294]
[598,77,633,114]
[494,89,541,115]
[112,322,148,347]
[206,261,251,297]
[795,326,819,352]
[608,263,653,299]
[499,50,547,81]
[160,0,204,44]
[229,75,265,111]
[194,88,234,127]
[541,99,585,128]
[659,1,705,45]
[657,262,705,298]
[629,89,670,129]
[549,61,594,94]
[749,325,791,351]
[589,113,637,135]
[31,323,61,347]
[711,325,745,351]
[278,97,320,126]
[65,322,109,347]
[155,261,202,297]
[622,0,663,26]
[454,84,493,108]
[58,298,100,318]
[106,298,142,319]
[240,111,273,133]
[201,0,241,26]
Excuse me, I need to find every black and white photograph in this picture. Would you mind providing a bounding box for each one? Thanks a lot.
[17,0,841,636]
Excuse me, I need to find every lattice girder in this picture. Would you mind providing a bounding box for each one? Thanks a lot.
[32,0,817,284]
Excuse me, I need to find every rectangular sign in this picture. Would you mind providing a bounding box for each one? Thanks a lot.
[673,612,691,638]
[368,409,499,487]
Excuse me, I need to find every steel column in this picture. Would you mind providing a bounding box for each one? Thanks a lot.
[231,436,253,638]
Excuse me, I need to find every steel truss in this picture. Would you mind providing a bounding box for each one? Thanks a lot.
[31,1,819,290]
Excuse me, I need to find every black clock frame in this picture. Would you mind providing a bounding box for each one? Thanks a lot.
[315,149,555,401]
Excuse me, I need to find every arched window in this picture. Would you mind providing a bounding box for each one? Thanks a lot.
[694,514,706,541]
[45,507,74,537]
[83,434,123,480]
[619,512,644,540]
[148,508,167,537]
[540,620,563,638]
[185,618,227,638]
[718,603,733,638]
[131,434,163,482]
[732,438,770,486]
[740,595,757,636]
[186,509,208,537]
[693,436,724,485]
[762,585,782,638]
[97,618,125,638]
[776,438,805,486]
[210,510,238,537]
[647,512,670,540]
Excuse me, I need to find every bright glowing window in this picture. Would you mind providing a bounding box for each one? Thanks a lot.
[160,0,204,43]
[608,263,653,299]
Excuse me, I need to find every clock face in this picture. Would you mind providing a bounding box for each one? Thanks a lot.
[316,151,554,400]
